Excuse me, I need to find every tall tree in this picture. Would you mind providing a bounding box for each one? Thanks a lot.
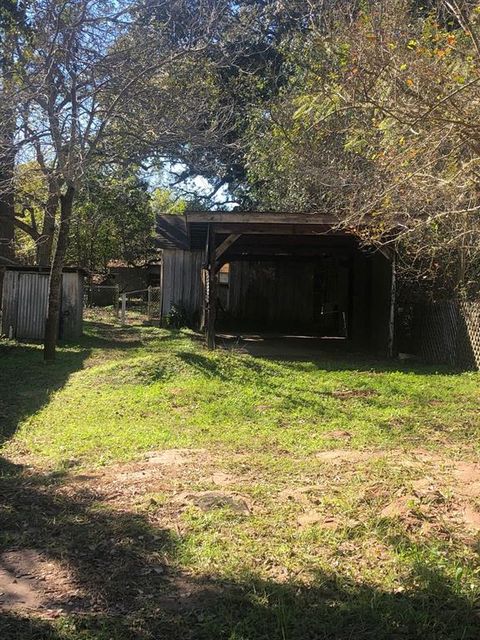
[4,0,224,360]
[245,0,480,297]
[0,0,23,264]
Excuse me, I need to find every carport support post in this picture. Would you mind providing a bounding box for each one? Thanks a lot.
[206,226,217,349]
[387,251,397,358]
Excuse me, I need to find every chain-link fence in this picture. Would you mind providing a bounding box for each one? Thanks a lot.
[397,299,480,370]
[84,285,120,316]
[84,286,162,324]
[117,287,162,324]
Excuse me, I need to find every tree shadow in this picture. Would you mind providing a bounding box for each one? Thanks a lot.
[0,321,163,445]
[0,457,478,640]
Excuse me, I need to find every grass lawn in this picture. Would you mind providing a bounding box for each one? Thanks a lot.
[1,318,480,639]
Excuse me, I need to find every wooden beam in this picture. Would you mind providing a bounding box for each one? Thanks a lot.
[225,247,352,259]
[378,245,395,261]
[186,212,339,225]
[213,224,342,236]
[215,233,241,262]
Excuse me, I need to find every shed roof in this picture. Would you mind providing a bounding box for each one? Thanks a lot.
[156,212,350,252]
[4,265,88,275]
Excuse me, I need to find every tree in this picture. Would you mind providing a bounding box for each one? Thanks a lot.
[68,169,154,272]
[2,0,224,360]
[0,0,25,264]
[245,0,480,298]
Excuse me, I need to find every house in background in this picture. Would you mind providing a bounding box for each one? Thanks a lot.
[98,260,161,292]
[156,211,396,355]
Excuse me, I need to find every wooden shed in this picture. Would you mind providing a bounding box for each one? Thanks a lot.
[0,266,84,341]
[156,212,396,355]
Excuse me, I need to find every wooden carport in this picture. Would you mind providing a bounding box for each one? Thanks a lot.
[156,212,396,354]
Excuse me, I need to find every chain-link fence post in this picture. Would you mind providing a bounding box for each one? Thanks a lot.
[120,293,127,325]
[114,285,120,318]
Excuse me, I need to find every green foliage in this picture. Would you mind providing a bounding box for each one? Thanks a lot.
[244,1,480,296]
[150,188,187,215]
[68,168,153,271]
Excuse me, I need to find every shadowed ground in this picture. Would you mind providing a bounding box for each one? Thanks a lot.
[1,319,479,638]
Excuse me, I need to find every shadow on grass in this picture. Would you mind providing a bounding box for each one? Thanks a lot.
[0,321,188,445]
[0,456,478,640]
[215,333,463,375]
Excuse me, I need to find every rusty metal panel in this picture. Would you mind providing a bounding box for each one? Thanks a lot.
[16,272,49,340]
[1,269,84,341]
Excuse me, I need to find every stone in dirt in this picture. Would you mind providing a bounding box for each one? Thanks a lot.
[463,505,480,532]
[297,511,338,528]
[145,449,206,466]
[209,471,236,487]
[173,491,251,515]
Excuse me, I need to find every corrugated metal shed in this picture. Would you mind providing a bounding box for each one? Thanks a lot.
[1,267,84,341]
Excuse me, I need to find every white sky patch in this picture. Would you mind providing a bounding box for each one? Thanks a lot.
[145,161,236,209]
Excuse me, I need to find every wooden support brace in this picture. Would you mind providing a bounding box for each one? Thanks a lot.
[215,233,241,263]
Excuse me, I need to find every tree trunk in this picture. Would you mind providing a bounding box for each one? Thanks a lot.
[0,154,15,264]
[36,187,58,266]
[44,185,75,362]
[0,29,16,266]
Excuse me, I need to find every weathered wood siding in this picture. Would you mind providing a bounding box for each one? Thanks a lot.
[161,249,205,318]
[227,258,351,333]
[229,261,315,329]
[61,272,83,339]
[0,270,83,340]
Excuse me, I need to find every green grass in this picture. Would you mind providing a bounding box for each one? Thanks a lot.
[1,322,478,467]
[1,320,480,639]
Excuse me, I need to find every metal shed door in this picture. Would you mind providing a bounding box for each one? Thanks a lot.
[16,273,49,340]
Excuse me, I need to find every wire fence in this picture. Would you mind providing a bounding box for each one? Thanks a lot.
[397,299,480,370]
[84,285,162,323]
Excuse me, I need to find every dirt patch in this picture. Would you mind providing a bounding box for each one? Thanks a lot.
[297,511,338,528]
[324,430,352,441]
[316,449,376,463]
[99,448,211,494]
[0,550,83,614]
[209,471,237,487]
[380,495,418,519]
[454,461,480,482]
[296,511,359,530]
[145,448,207,466]
[279,486,324,506]
[173,491,252,515]
[462,505,480,532]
